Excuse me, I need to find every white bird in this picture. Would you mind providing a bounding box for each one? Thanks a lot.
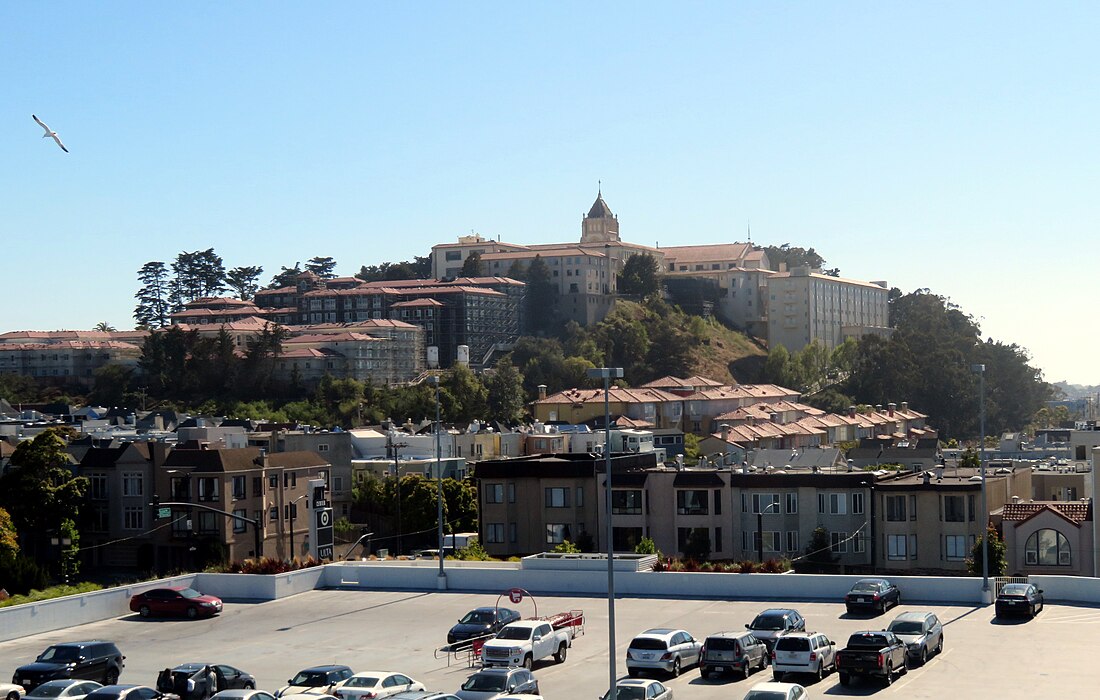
[32,114,69,153]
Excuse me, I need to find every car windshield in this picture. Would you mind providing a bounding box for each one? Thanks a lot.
[27,683,72,698]
[889,621,924,635]
[851,581,881,592]
[459,611,494,625]
[289,673,329,686]
[461,675,506,692]
[39,646,80,662]
[342,678,379,688]
[179,588,204,599]
[744,692,787,700]
[601,687,646,700]
[630,638,668,650]
[751,614,786,630]
[495,627,531,640]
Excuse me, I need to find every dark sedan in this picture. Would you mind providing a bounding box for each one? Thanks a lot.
[844,578,901,614]
[447,607,521,646]
[129,587,223,619]
[158,665,255,700]
[995,583,1044,619]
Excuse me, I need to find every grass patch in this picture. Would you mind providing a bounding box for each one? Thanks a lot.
[0,582,104,608]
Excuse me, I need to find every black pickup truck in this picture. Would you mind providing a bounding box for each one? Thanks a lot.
[835,631,907,686]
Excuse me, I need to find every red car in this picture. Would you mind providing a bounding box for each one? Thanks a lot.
[129,587,223,619]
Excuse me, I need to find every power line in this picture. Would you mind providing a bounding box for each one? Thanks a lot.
[74,515,190,553]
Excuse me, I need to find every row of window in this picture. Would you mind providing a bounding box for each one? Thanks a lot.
[884,494,976,522]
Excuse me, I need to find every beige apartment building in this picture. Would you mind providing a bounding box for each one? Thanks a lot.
[874,466,1028,573]
[766,267,891,353]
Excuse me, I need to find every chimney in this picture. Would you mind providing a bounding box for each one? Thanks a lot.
[901,401,909,412]
[922,471,931,485]
[769,412,780,425]
[1012,495,1021,502]
[848,406,856,418]
[875,404,883,413]
[537,384,547,400]
[721,424,730,442]
[888,402,896,417]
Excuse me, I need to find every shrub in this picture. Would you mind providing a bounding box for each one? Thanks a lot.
[0,554,49,596]
[634,537,658,555]
[669,559,686,572]
[455,540,492,561]
[0,582,103,608]
[553,540,581,554]
[736,560,757,573]
[215,556,323,575]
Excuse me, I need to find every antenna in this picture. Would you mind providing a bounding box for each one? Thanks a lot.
[747,220,752,242]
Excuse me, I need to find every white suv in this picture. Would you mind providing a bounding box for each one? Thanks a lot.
[771,632,837,682]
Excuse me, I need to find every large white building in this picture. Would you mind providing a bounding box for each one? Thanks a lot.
[765,267,891,352]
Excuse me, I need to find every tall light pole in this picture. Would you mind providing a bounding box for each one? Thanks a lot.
[587,366,623,699]
[429,375,446,585]
[288,493,307,561]
[757,499,780,563]
[972,363,990,601]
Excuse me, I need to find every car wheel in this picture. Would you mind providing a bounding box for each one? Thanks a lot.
[523,655,533,671]
[105,669,119,685]
[919,647,928,666]
[139,605,151,618]
[699,668,709,680]
[187,606,199,619]
[883,664,893,686]
[627,668,639,678]
[936,635,943,654]
[815,663,824,682]
[838,672,850,686]
[876,601,885,614]
[845,605,854,615]
[555,643,567,663]
[9,691,22,700]
[773,671,783,682]
[671,658,681,678]
[245,684,255,690]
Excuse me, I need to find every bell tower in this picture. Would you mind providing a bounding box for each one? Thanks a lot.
[581,186,620,244]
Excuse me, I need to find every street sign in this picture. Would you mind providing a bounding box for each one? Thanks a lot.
[508,588,524,604]
[157,507,171,519]
[310,506,334,560]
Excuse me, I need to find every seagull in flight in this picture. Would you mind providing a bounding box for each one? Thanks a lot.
[32,114,69,153]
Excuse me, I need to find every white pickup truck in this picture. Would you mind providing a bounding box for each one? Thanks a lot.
[480,618,575,669]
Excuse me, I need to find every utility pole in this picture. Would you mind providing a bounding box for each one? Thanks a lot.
[387,431,408,556]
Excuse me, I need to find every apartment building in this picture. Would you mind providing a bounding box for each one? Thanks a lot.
[874,466,1027,573]
[766,267,891,353]
[0,340,141,385]
[248,429,354,518]
[156,447,331,566]
[660,244,774,335]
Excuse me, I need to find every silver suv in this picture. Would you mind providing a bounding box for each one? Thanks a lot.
[771,632,837,682]
[886,612,943,665]
[626,628,702,678]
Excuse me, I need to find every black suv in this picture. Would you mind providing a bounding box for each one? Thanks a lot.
[14,641,125,690]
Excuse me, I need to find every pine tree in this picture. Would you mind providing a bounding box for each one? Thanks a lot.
[226,265,264,300]
[134,261,172,328]
[306,256,338,278]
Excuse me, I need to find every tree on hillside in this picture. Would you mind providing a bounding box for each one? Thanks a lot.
[484,358,527,424]
[306,256,338,279]
[134,261,173,328]
[89,364,133,407]
[763,244,830,273]
[524,256,560,336]
[618,253,662,298]
[506,259,527,281]
[461,252,484,277]
[0,429,88,560]
[269,263,303,289]
[0,507,18,562]
[226,265,264,300]
[357,256,432,282]
[443,365,489,424]
[169,249,227,308]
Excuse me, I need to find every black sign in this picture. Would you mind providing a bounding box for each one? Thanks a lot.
[317,545,333,560]
[312,484,327,509]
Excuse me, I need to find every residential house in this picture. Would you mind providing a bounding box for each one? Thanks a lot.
[1000,501,1094,577]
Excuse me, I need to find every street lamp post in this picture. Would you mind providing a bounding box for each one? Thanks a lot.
[972,363,990,601]
[757,499,780,563]
[429,376,446,585]
[387,431,408,556]
[587,366,623,700]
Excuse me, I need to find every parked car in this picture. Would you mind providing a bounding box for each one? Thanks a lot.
[276,667,354,698]
[771,632,836,682]
[698,632,768,680]
[14,642,126,691]
[82,686,161,700]
[129,587,223,619]
[24,681,103,700]
[387,694,459,700]
[886,612,944,665]
[159,665,255,700]
[835,631,907,686]
[741,681,809,699]
[599,679,672,700]
[844,579,901,615]
[333,673,424,700]
[2,683,26,700]
[745,609,806,651]
[447,608,521,646]
[625,628,702,678]
[211,691,277,700]
[455,668,538,700]
[995,583,1045,619]
[280,695,337,700]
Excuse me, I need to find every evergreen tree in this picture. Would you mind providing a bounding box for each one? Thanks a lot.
[618,253,662,298]
[269,263,303,289]
[306,256,338,278]
[524,256,560,336]
[461,251,484,277]
[484,358,527,424]
[226,265,264,300]
[134,261,172,328]
[505,259,527,281]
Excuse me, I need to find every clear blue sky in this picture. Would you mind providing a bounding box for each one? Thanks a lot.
[3,2,1097,385]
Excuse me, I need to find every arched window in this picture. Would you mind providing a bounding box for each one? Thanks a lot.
[1024,528,1071,566]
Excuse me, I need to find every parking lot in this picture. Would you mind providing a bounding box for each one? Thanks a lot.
[3,588,1098,699]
